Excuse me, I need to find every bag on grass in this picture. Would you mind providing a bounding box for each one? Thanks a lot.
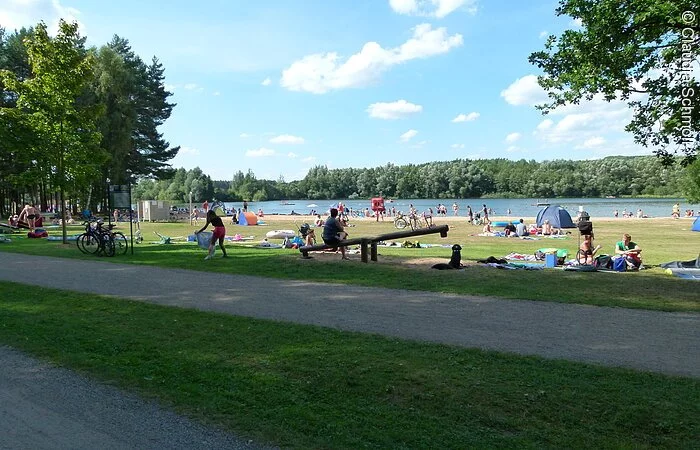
[196,231,213,250]
[594,255,612,270]
[613,257,627,272]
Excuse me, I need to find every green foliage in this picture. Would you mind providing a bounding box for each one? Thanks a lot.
[136,156,688,202]
[0,20,105,236]
[530,0,699,190]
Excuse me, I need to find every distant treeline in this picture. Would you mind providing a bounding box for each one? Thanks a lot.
[133,156,691,203]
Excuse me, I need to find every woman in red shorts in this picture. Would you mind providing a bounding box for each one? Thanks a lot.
[195,209,228,260]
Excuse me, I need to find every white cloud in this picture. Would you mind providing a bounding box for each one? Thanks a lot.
[179,146,200,156]
[505,132,521,143]
[302,156,317,163]
[183,83,204,92]
[536,119,553,131]
[389,0,478,18]
[577,136,606,149]
[451,112,479,122]
[367,99,423,119]
[411,140,428,149]
[451,143,465,149]
[501,74,550,106]
[400,129,418,142]
[287,152,299,158]
[281,23,462,94]
[164,83,176,92]
[245,147,276,157]
[270,134,305,144]
[539,30,548,39]
[533,96,635,145]
[0,0,83,34]
[389,0,417,14]
[506,145,520,153]
[570,18,583,28]
[212,91,221,96]
[239,133,253,138]
[261,77,272,86]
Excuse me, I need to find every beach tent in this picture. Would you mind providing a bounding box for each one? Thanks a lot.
[238,212,258,226]
[692,216,700,232]
[536,205,576,229]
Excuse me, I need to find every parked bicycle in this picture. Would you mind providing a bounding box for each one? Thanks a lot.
[76,219,128,257]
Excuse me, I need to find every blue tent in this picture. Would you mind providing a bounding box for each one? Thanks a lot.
[692,216,700,232]
[536,205,576,229]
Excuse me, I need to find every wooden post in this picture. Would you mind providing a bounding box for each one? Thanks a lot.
[370,242,378,261]
[360,238,369,263]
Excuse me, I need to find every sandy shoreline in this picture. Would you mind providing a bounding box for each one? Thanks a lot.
[251,214,696,224]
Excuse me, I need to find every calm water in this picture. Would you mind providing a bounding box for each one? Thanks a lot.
[224,198,699,219]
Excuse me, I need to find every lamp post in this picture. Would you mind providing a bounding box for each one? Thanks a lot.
[189,191,193,226]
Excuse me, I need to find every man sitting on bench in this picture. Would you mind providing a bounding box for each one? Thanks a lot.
[323,208,349,260]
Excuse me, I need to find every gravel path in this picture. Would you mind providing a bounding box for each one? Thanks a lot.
[0,345,272,450]
[1,253,698,378]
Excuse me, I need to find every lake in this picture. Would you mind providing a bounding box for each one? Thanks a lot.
[222,198,699,219]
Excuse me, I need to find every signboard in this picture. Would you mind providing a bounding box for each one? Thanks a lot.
[109,184,131,209]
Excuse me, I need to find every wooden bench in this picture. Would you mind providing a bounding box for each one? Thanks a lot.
[299,224,449,263]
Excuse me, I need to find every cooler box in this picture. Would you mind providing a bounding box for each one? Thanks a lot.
[545,253,557,268]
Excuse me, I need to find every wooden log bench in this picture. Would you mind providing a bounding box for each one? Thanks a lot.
[299,224,449,263]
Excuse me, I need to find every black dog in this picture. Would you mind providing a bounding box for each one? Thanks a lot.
[431,244,463,270]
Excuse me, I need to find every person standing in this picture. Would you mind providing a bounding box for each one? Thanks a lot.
[18,204,39,231]
[195,209,228,260]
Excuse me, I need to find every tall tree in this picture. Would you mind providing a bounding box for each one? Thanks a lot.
[0,20,104,242]
[529,1,699,172]
[104,37,179,183]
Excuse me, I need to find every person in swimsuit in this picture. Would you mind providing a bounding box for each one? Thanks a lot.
[18,204,39,231]
[195,209,228,260]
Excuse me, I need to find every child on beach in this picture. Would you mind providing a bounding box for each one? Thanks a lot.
[195,209,228,260]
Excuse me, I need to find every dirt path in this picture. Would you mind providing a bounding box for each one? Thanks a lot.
[1,253,698,378]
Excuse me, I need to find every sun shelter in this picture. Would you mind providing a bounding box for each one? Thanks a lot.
[238,212,258,226]
[692,216,700,232]
[536,205,576,229]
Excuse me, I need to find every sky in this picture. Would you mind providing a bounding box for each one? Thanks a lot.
[0,0,673,181]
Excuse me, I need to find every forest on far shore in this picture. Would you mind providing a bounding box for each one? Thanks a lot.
[133,155,695,203]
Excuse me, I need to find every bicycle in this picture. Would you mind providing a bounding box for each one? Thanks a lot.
[77,219,128,257]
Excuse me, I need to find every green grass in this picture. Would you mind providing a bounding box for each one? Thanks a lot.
[0,280,697,449]
[1,217,698,311]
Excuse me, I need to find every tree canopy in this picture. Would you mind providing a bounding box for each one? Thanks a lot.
[530,0,699,164]
[0,21,180,217]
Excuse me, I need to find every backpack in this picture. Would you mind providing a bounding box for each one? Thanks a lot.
[613,257,627,272]
[594,255,612,270]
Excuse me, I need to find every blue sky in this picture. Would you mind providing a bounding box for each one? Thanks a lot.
[1,0,658,181]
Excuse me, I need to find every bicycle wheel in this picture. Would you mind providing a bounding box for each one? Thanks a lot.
[79,233,101,255]
[100,234,116,257]
[394,218,407,229]
[76,233,88,253]
[112,232,128,255]
[576,249,589,265]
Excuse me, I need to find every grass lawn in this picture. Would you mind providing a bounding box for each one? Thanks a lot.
[1,216,698,311]
[0,280,697,449]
